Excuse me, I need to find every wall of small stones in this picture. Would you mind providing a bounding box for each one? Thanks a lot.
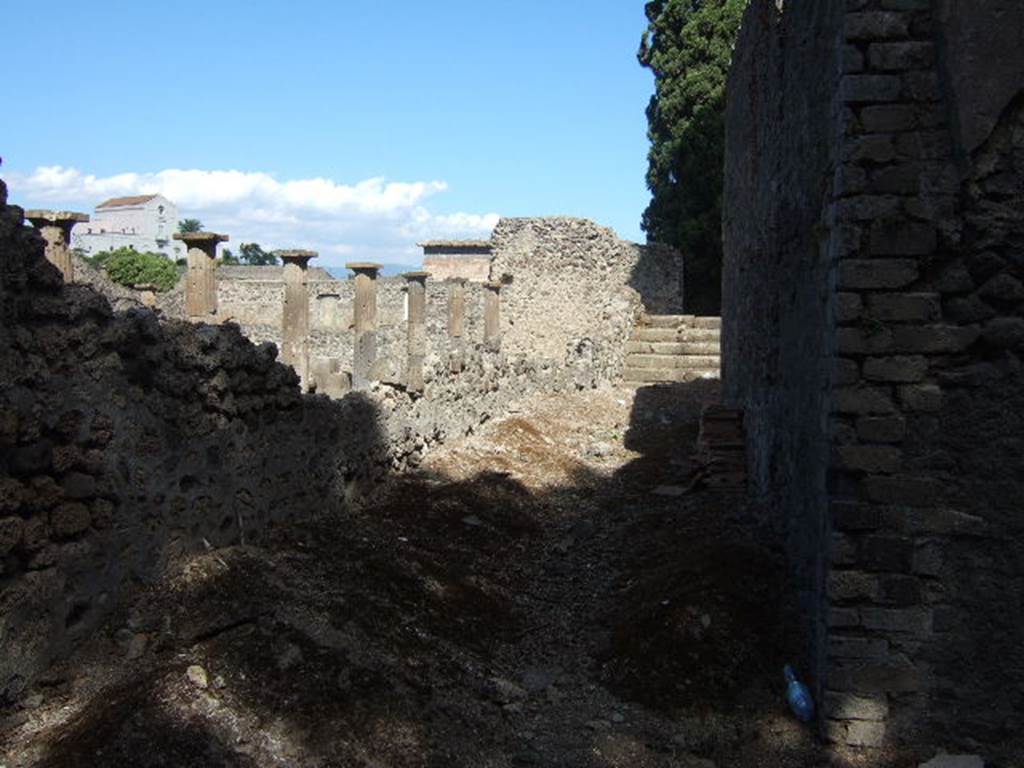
[0,181,598,706]
[184,216,685,387]
[489,217,685,383]
[724,0,1024,752]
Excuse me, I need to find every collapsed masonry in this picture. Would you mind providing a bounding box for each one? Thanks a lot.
[725,0,1024,749]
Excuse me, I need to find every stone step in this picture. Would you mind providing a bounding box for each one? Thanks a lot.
[640,313,695,328]
[692,316,722,329]
[625,354,721,370]
[625,340,721,356]
[630,327,721,344]
[622,367,721,383]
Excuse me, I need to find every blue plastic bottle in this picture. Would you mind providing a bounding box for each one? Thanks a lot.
[784,664,815,723]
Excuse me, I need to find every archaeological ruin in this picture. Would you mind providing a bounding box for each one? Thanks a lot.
[2,1,1023,763]
[724,0,1024,750]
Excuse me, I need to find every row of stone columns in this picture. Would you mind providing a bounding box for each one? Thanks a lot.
[20,210,503,396]
[341,264,503,394]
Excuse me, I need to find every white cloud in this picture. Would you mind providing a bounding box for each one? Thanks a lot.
[7,165,500,268]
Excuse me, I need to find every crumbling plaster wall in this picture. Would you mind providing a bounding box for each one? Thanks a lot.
[488,217,685,382]
[724,0,1024,752]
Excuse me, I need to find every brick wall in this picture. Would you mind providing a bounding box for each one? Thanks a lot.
[725,0,1024,751]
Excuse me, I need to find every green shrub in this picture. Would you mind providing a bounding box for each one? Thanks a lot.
[101,248,180,292]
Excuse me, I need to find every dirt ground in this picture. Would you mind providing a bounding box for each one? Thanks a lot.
[1,382,924,767]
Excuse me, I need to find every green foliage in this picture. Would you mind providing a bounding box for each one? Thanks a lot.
[221,247,240,265]
[238,242,279,266]
[639,0,746,314]
[178,218,203,233]
[101,248,180,292]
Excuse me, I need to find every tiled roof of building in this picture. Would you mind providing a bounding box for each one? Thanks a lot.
[417,239,492,249]
[96,195,159,209]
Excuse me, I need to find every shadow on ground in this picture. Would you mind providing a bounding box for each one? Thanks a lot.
[11,382,920,768]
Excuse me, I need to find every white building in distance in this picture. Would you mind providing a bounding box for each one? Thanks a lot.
[71,194,182,259]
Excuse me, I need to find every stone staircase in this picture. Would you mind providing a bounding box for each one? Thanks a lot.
[622,314,721,384]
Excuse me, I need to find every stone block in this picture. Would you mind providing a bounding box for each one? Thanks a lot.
[831,661,925,693]
[880,0,928,9]
[898,384,942,411]
[865,475,943,506]
[896,131,950,162]
[839,195,902,220]
[868,164,926,196]
[837,327,894,355]
[859,534,915,572]
[857,416,906,443]
[841,75,902,103]
[846,719,887,747]
[835,445,904,473]
[833,418,858,445]
[865,293,940,322]
[933,264,975,294]
[829,570,881,601]
[845,12,911,41]
[868,42,935,71]
[981,317,1024,350]
[0,516,24,556]
[905,507,986,537]
[836,163,868,195]
[860,606,931,634]
[830,634,890,660]
[51,502,91,538]
[61,472,97,500]
[825,691,890,721]
[837,293,864,323]
[892,325,979,353]
[833,387,897,415]
[839,259,918,289]
[829,607,862,628]
[860,105,916,133]
[864,355,927,383]
[880,574,923,606]
[844,135,897,163]
[945,295,995,324]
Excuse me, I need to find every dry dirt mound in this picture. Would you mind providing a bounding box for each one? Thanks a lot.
[2,383,917,768]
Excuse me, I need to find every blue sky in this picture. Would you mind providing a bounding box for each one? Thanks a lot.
[2,1,655,268]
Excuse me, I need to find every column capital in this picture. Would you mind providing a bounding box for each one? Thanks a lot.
[277,249,318,266]
[346,261,382,276]
[24,209,89,227]
[401,270,430,283]
[483,281,503,291]
[174,231,229,247]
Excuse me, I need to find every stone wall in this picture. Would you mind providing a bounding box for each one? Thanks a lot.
[160,216,685,388]
[489,217,685,383]
[0,181,600,705]
[724,0,1024,752]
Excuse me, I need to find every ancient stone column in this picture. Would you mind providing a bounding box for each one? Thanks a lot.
[173,231,228,321]
[24,209,89,283]
[484,281,502,351]
[447,278,467,373]
[347,262,382,390]
[402,271,429,394]
[279,249,317,389]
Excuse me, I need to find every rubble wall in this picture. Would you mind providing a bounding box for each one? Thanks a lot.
[724,0,1024,751]
[0,180,590,705]
[489,217,685,382]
